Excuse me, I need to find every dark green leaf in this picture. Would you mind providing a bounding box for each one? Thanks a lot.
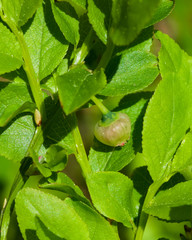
[24,1,68,81]
[109,0,160,45]
[45,144,68,172]
[2,0,42,27]
[0,81,34,127]
[143,32,192,181]
[101,39,159,96]
[51,0,80,45]
[15,188,90,240]
[57,68,106,115]
[144,180,192,222]
[57,0,86,16]
[0,101,35,127]
[44,108,76,155]
[0,81,35,162]
[0,22,23,74]
[146,0,175,27]
[87,171,140,228]
[88,0,112,44]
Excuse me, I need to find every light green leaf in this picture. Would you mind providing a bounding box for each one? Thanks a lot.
[0,22,23,74]
[88,0,112,44]
[87,171,140,228]
[109,0,160,46]
[35,217,63,240]
[40,172,90,205]
[146,0,175,27]
[2,0,42,27]
[51,0,80,45]
[65,198,120,240]
[89,93,150,172]
[142,32,192,181]
[172,132,192,173]
[57,68,106,115]
[56,59,68,76]
[24,1,68,81]
[101,39,159,96]
[15,188,90,240]
[144,180,192,221]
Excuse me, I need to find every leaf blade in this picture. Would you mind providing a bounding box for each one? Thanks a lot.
[15,188,90,240]
[101,39,159,96]
[87,171,140,228]
[57,68,106,115]
[2,0,42,27]
[142,32,192,181]
[109,0,160,46]
[24,1,68,81]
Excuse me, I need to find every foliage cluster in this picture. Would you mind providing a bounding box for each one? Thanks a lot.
[0,0,192,240]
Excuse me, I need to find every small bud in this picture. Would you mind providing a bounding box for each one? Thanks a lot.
[34,109,42,126]
[94,112,131,147]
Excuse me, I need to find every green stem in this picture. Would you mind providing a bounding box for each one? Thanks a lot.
[72,29,95,66]
[1,15,46,122]
[96,37,115,71]
[72,114,92,178]
[135,166,173,240]
[91,96,109,115]
[134,181,162,240]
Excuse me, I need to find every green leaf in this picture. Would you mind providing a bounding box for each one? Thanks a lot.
[0,115,35,162]
[142,32,192,181]
[56,58,68,76]
[0,101,35,127]
[109,0,160,46]
[87,171,140,228]
[30,149,52,178]
[146,0,175,27]
[0,81,35,162]
[40,172,90,205]
[65,198,120,240]
[2,0,42,27]
[0,22,23,74]
[45,144,68,172]
[35,217,63,240]
[24,0,68,81]
[57,0,86,16]
[15,188,90,240]
[88,0,112,44]
[101,39,159,96]
[44,108,76,155]
[57,68,106,115]
[171,132,192,173]
[144,180,192,221]
[0,82,33,126]
[89,93,150,172]
[51,0,80,45]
